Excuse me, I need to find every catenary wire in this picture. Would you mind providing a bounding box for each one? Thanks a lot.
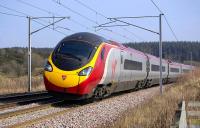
[73,0,142,41]
[0,11,26,18]
[16,0,115,40]
[17,0,137,41]
[16,0,114,40]
[150,0,178,41]
[52,0,135,42]
[0,3,71,35]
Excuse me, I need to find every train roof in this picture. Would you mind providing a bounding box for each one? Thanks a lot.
[61,32,108,46]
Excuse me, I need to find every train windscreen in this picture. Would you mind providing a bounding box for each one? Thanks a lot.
[52,40,95,71]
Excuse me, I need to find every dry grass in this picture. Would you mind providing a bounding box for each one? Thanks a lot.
[0,75,45,95]
[111,69,200,128]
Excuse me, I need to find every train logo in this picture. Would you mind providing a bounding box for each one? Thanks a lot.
[62,75,67,80]
[111,59,117,81]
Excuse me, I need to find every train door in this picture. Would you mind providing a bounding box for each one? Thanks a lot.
[119,51,124,83]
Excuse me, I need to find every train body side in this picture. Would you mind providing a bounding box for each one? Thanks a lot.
[99,44,148,92]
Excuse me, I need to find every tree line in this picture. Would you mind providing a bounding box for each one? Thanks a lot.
[0,47,52,77]
[124,41,200,64]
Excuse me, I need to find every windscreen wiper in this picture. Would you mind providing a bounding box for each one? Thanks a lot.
[57,53,82,61]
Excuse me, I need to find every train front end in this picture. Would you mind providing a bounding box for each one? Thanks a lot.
[43,32,106,99]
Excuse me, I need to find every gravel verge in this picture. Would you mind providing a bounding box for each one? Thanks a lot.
[0,106,68,127]
[26,85,166,128]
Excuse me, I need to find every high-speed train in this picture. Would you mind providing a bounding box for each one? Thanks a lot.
[43,32,192,100]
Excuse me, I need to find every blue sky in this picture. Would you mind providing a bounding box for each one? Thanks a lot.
[0,0,200,47]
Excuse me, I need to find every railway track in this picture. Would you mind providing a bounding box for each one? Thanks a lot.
[0,91,49,103]
[0,96,53,110]
[0,91,96,127]
[0,91,82,128]
[0,100,64,119]
[7,105,76,128]
[1,85,166,128]
[0,100,80,128]
[0,85,171,128]
[0,91,54,110]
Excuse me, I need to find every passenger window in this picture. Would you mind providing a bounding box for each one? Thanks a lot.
[170,68,179,73]
[151,64,165,72]
[124,59,142,70]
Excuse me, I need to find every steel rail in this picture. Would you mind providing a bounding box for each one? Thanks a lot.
[0,100,64,120]
[0,91,48,102]
[0,96,52,110]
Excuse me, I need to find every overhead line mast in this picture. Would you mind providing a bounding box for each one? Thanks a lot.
[27,16,70,92]
[149,0,179,94]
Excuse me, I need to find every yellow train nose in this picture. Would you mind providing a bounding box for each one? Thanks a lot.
[44,71,80,88]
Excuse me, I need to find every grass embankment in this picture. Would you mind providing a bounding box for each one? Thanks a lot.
[112,69,200,128]
[0,75,45,95]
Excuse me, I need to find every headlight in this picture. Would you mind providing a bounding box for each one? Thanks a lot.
[78,67,93,76]
[44,61,53,72]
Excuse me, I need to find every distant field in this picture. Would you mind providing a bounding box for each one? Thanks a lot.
[0,75,45,95]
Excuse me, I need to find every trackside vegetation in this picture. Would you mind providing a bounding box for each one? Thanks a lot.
[110,69,200,128]
[0,75,44,94]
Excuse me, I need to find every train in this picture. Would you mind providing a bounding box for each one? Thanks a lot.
[43,32,192,100]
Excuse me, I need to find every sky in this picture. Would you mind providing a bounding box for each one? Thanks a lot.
[0,0,200,48]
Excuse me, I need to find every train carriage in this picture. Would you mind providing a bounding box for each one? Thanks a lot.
[43,32,193,100]
[168,62,181,83]
[146,54,169,86]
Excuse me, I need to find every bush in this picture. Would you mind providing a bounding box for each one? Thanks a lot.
[0,47,50,77]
